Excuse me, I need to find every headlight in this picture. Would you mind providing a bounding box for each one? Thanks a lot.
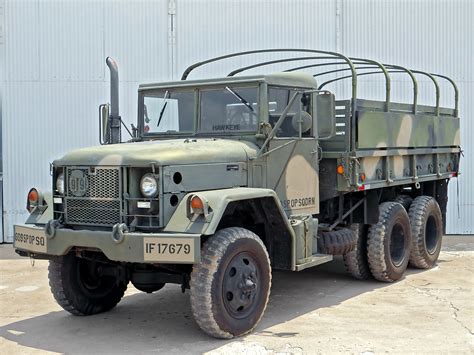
[140,173,158,197]
[56,173,65,194]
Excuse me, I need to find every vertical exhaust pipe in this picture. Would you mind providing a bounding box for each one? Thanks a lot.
[106,57,121,143]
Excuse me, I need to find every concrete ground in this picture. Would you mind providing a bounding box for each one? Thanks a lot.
[0,236,473,354]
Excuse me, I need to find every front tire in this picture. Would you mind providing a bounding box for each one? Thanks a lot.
[48,253,128,315]
[190,227,271,339]
[367,202,412,282]
[408,196,443,269]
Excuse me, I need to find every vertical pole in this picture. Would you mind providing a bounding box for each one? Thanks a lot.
[168,0,177,80]
[335,0,344,98]
[335,0,342,53]
[0,0,4,242]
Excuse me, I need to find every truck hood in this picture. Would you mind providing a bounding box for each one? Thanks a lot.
[53,138,259,166]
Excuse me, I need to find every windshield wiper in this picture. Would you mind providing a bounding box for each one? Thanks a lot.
[144,104,150,123]
[225,86,255,113]
[157,90,170,128]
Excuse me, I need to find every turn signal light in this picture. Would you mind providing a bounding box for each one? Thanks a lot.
[360,173,366,182]
[28,189,39,203]
[337,165,344,175]
[26,188,43,213]
[190,196,204,210]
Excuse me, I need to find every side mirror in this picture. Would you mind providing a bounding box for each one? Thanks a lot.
[99,103,110,144]
[315,92,336,140]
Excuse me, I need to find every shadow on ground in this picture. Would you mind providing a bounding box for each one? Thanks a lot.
[0,257,434,354]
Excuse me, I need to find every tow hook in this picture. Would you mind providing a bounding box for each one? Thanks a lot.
[111,223,128,244]
[45,219,62,239]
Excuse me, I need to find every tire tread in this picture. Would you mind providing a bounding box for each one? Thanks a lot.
[318,228,357,255]
[367,202,411,282]
[190,227,271,339]
[48,255,127,316]
[408,196,443,269]
[343,224,371,280]
[394,194,413,211]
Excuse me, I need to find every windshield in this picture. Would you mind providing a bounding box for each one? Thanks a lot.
[141,85,259,136]
[143,90,194,134]
[200,86,258,133]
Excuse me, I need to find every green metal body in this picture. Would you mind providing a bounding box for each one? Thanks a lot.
[13,50,461,272]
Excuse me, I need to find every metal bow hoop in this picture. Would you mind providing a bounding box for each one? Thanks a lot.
[181,48,458,118]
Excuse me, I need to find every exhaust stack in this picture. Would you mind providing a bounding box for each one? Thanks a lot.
[106,57,121,144]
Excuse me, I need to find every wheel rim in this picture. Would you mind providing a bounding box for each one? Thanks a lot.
[425,215,439,254]
[76,259,115,298]
[390,224,406,267]
[222,252,260,319]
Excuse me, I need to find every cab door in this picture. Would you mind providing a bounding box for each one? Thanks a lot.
[264,87,319,216]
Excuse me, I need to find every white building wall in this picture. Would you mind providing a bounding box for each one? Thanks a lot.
[340,0,473,234]
[2,0,472,241]
[2,0,171,241]
[0,0,3,242]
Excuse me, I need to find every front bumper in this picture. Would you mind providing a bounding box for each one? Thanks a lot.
[13,224,201,264]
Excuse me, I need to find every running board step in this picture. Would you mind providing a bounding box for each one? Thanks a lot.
[295,254,333,271]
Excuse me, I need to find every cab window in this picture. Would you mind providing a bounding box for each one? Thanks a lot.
[268,87,312,137]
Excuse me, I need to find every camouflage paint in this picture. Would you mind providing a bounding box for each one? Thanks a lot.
[258,140,319,215]
[53,139,255,167]
[357,111,460,149]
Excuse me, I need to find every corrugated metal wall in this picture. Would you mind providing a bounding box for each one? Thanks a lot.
[341,0,473,234]
[2,0,171,241]
[2,0,472,241]
[0,0,5,242]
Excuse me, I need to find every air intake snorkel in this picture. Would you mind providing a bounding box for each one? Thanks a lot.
[106,57,121,144]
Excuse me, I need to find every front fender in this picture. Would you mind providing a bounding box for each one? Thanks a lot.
[163,187,292,235]
[25,191,53,225]
[163,187,297,269]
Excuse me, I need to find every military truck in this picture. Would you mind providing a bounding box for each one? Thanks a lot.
[14,49,461,338]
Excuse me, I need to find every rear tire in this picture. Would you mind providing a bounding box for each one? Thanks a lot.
[408,196,443,269]
[190,227,271,339]
[343,224,371,280]
[394,194,413,211]
[367,202,412,282]
[48,253,128,315]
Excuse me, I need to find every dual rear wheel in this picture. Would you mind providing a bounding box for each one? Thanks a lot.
[408,196,444,269]
[344,195,443,282]
[367,201,412,282]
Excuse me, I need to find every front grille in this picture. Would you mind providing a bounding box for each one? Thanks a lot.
[64,167,122,226]
[67,168,120,198]
[66,199,121,225]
